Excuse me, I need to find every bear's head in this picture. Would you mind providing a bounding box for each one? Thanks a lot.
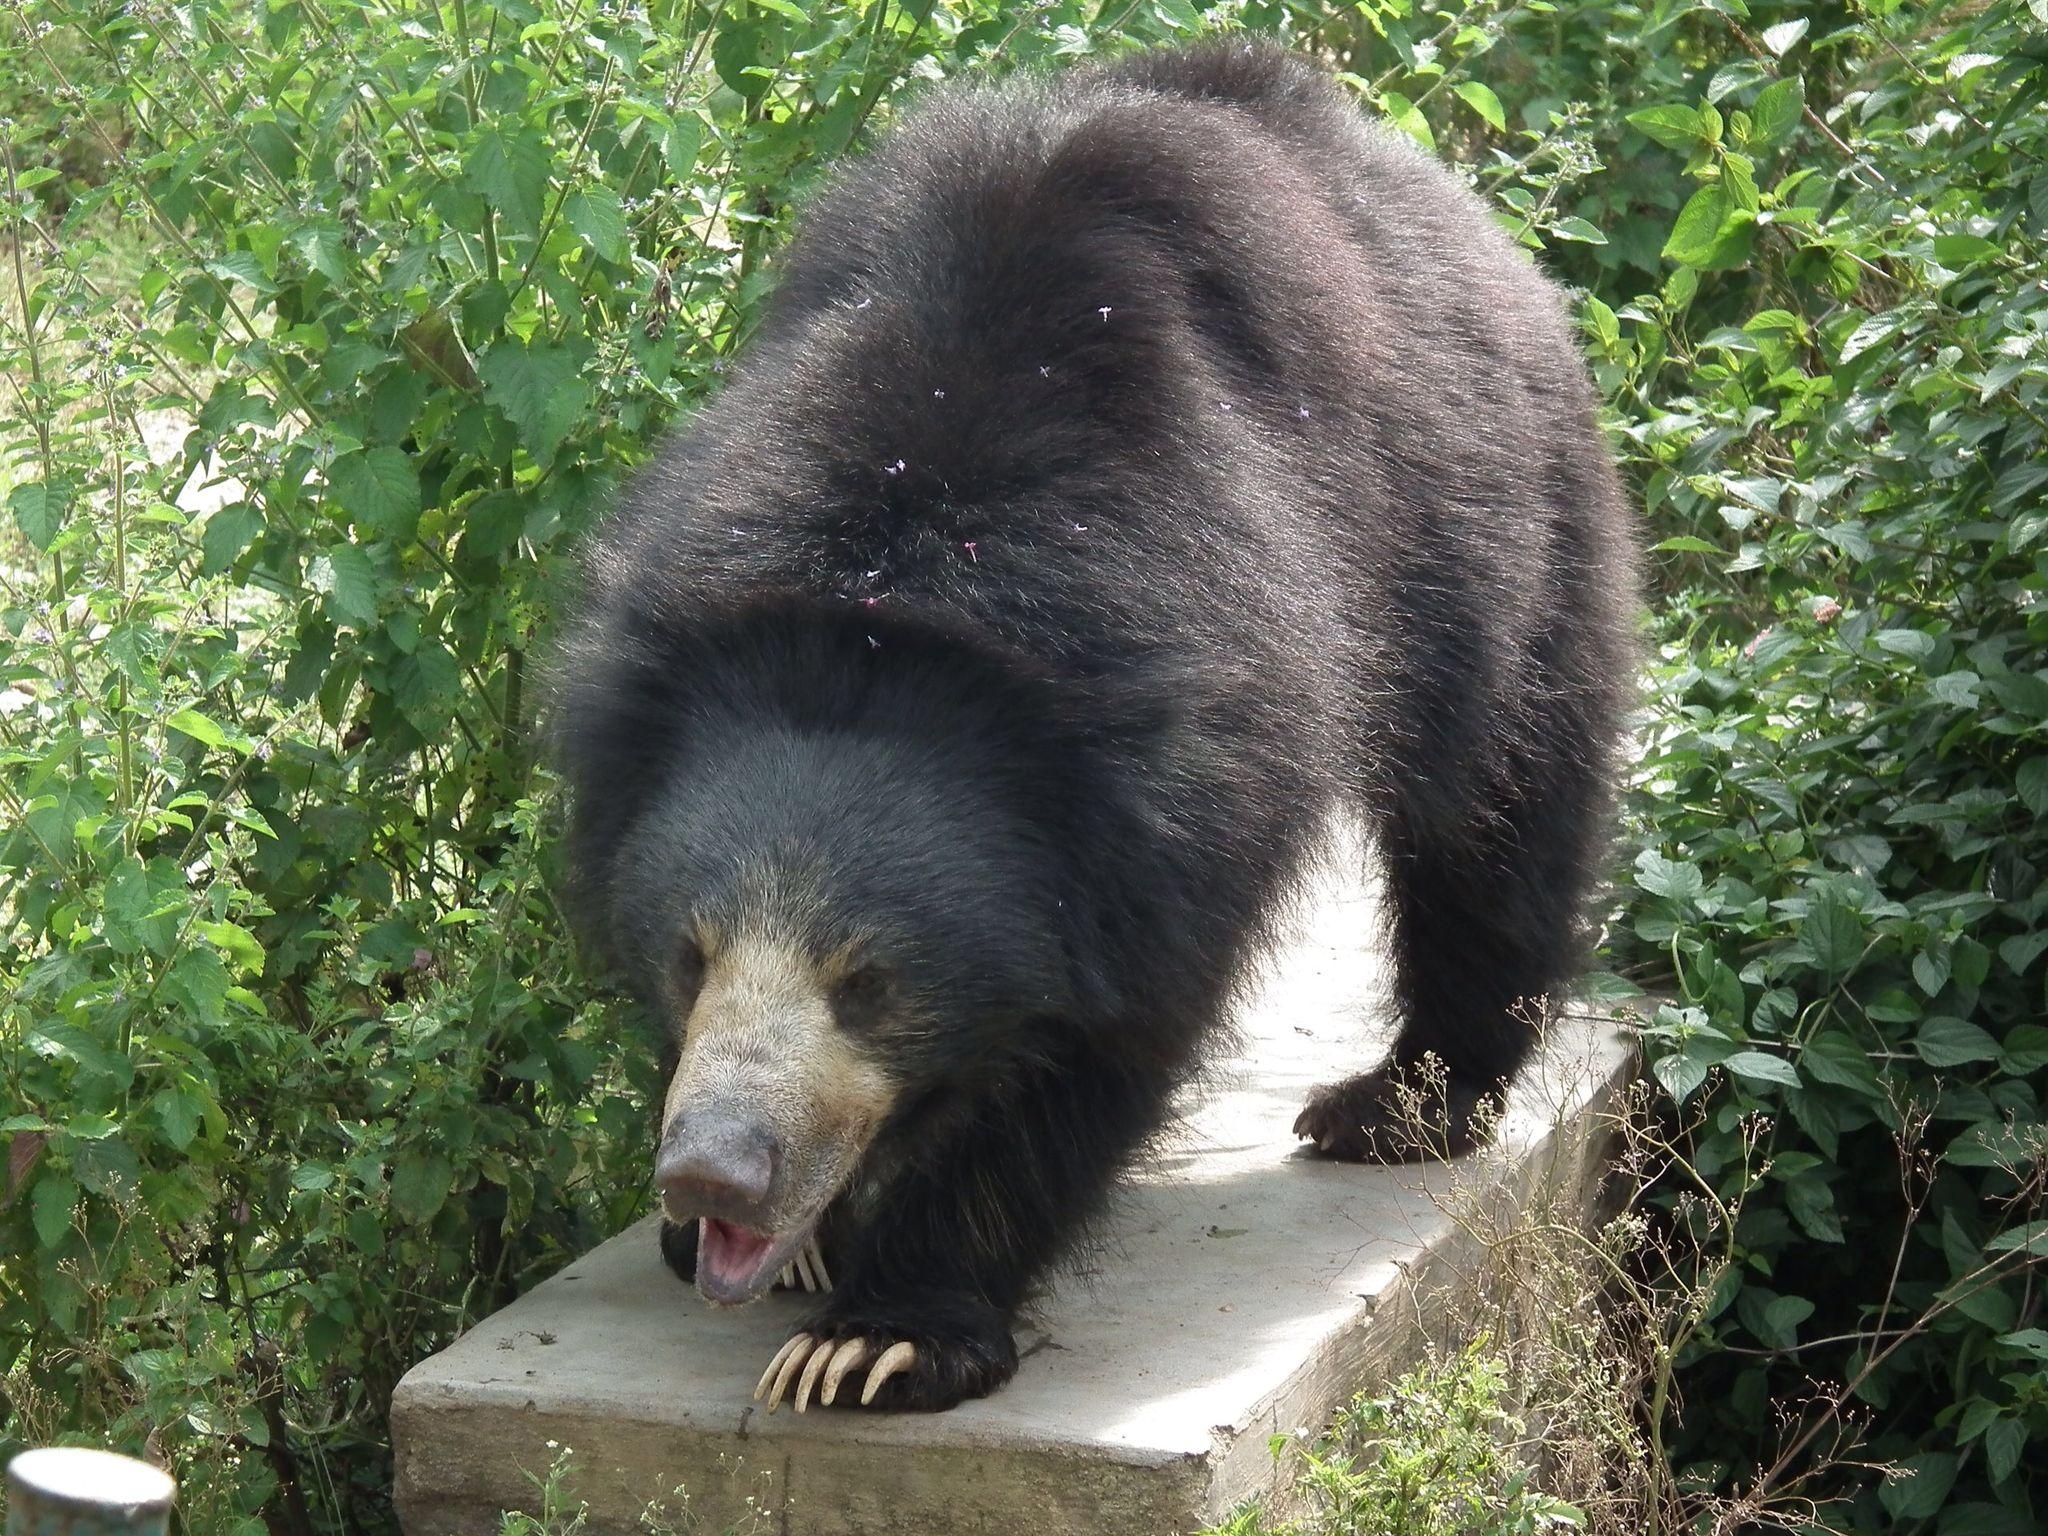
[604,697,1079,1306]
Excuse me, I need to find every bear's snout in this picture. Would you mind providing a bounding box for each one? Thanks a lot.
[656,1111,781,1224]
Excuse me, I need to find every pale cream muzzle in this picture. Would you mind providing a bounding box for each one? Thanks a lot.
[654,932,894,1304]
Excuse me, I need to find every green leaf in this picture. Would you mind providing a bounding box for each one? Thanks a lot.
[662,117,704,180]
[1761,1292,1814,1344]
[1987,1221,2048,1257]
[329,448,421,542]
[1379,91,1434,151]
[292,1164,337,1192]
[1798,1032,1882,1096]
[163,949,232,1028]
[1652,1051,1709,1103]
[1628,104,1707,150]
[309,545,386,628]
[712,21,775,99]
[465,127,551,237]
[1941,1504,2042,1536]
[1996,1328,2048,1358]
[1874,627,1937,660]
[1997,1023,2048,1075]
[1635,848,1703,900]
[1723,1049,1799,1088]
[1915,1016,2001,1068]
[1883,1453,1958,1520]
[480,338,593,465]
[1663,186,1754,270]
[200,503,263,575]
[30,1173,78,1248]
[390,1152,455,1225]
[1453,81,1505,131]
[10,480,70,550]
[198,919,266,978]
[2019,759,2048,817]
[155,1090,201,1152]
[1933,232,2000,267]
[1801,897,1863,978]
[1999,931,2048,976]
[566,186,629,264]
[287,223,347,282]
[1760,18,1808,53]
[1984,1417,2026,1484]
[1785,1177,1844,1242]
[1549,216,1608,245]
[1749,78,1804,145]
[166,708,254,756]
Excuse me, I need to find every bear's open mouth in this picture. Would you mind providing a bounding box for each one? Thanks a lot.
[697,1215,819,1305]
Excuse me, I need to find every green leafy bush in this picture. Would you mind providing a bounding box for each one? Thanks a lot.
[1204,1344,1585,1536]
[1597,3,2048,1528]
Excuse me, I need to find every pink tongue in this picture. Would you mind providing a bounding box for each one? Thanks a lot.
[700,1218,776,1286]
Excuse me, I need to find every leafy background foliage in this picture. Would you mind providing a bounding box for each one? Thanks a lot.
[1,0,2043,1531]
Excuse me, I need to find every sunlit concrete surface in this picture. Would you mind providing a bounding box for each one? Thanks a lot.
[392,839,1636,1536]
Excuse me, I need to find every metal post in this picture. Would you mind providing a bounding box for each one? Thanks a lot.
[5,1448,176,1536]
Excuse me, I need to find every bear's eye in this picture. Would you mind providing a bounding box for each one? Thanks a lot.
[835,966,888,1008]
[672,937,706,997]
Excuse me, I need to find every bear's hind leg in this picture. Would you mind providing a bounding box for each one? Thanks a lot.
[1299,743,1607,1162]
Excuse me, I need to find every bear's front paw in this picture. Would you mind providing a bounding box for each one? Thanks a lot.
[754,1293,1018,1413]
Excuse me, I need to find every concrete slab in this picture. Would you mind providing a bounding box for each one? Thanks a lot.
[391,849,1637,1536]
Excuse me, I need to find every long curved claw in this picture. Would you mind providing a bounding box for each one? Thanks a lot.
[755,1333,807,1402]
[818,1338,869,1406]
[794,1334,837,1413]
[765,1334,819,1413]
[860,1340,918,1406]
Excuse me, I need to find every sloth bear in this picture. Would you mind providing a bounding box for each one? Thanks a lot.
[554,39,1638,1414]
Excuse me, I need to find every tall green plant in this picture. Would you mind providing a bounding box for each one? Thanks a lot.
[0,0,1000,1524]
[1601,3,2048,1528]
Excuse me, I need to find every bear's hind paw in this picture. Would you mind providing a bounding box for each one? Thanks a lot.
[756,1333,918,1412]
[1294,1066,1497,1163]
